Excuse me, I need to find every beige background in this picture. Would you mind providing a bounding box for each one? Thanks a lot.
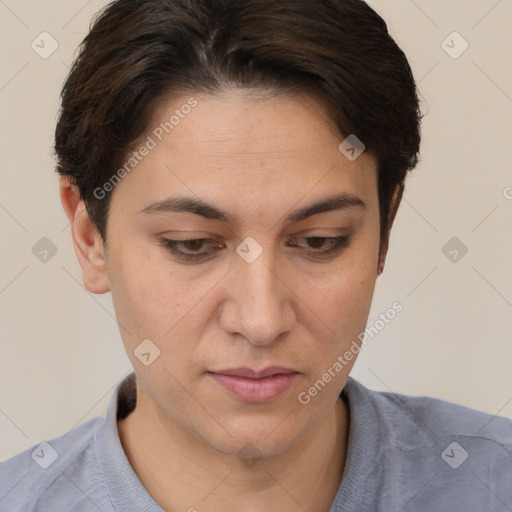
[1,0,511,461]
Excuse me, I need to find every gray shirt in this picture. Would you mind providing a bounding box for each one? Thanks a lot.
[1,373,511,511]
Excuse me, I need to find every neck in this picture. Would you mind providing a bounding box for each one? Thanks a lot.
[118,384,349,512]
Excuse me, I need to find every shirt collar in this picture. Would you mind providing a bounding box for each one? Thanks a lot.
[94,372,164,512]
[94,373,385,512]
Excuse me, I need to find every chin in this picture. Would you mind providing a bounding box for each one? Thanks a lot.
[215,435,298,462]
[195,415,306,461]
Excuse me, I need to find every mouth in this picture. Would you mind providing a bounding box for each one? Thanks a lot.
[207,366,300,403]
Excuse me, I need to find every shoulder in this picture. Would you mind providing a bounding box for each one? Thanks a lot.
[342,378,512,511]
[0,415,112,512]
[362,380,512,444]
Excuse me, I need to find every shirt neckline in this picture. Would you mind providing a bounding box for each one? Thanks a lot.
[95,373,383,512]
[95,373,165,512]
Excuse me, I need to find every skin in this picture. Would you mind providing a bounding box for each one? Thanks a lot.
[60,89,403,512]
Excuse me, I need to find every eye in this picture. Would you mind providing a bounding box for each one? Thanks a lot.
[159,234,351,262]
[159,237,224,261]
[289,235,351,258]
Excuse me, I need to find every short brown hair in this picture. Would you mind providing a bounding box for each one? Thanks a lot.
[55,0,421,242]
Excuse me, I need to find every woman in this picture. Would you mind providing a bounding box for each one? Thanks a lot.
[1,0,510,510]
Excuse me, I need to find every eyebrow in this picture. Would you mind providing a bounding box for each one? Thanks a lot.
[139,193,366,224]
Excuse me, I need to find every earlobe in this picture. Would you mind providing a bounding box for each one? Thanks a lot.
[377,182,405,275]
[59,176,110,294]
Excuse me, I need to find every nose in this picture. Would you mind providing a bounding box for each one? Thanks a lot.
[219,244,296,346]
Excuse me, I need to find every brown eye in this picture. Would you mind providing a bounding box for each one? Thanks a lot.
[159,237,224,261]
[289,235,351,257]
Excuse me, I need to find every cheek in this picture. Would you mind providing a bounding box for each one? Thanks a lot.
[108,244,218,366]
[300,245,378,348]
[291,256,377,406]
[333,273,376,344]
[106,243,178,343]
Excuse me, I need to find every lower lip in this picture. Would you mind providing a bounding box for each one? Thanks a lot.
[208,373,299,403]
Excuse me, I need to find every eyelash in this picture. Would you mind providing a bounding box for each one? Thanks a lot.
[159,235,351,262]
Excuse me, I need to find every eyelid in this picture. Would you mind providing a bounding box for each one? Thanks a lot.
[159,233,352,262]
[291,234,351,257]
[158,236,223,262]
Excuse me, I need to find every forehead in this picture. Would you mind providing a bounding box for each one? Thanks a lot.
[147,90,345,159]
[109,90,378,223]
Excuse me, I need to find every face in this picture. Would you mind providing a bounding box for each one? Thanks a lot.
[103,90,381,458]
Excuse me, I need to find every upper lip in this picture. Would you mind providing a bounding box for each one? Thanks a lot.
[210,366,299,379]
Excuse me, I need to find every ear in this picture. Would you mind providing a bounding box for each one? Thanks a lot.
[59,176,110,294]
[377,182,405,275]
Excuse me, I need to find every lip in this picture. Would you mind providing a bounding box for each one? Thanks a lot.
[208,367,299,403]
[211,366,298,378]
